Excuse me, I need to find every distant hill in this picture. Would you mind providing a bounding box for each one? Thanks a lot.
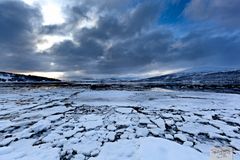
[0,72,61,82]
[141,70,240,86]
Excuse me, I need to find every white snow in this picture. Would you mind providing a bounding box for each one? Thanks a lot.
[165,134,174,140]
[30,119,51,132]
[106,132,116,141]
[90,137,207,160]
[136,128,149,137]
[0,87,240,159]
[150,128,162,136]
[115,107,133,114]
[0,139,60,160]
[174,133,188,142]
[150,117,166,130]
[71,141,101,156]
[106,124,116,131]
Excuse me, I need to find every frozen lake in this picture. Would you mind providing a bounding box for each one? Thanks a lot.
[0,87,239,160]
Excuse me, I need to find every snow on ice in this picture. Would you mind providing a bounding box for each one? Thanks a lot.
[0,87,239,160]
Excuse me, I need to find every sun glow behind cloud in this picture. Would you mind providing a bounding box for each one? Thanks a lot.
[37,35,72,52]
[41,2,65,25]
[19,72,65,79]
[140,68,187,77]
[22,0,65,25]
[22,0,99,52]
[22,0,69,52]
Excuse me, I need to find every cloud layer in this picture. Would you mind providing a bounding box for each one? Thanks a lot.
[0,0,240,78]
[0,0,51,71]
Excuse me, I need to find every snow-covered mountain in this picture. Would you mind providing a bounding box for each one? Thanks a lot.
[0,72,60,82]
[141,70,240,85]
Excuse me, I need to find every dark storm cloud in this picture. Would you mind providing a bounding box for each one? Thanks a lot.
[46,0,240,76]
[0,1,40,52]
[41,24,65,35]
[171,31,240,65]
[44,0,163,38]
[49,39,103,71]
[184,0,240,28]
[74,1,162,41]
[0,0,49,71]
[97,30,174,74]
[1,0,240,77]
[97,29,240,74]
[50,0,164,72]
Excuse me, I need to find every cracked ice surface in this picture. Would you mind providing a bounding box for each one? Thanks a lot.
[0,87,239,160]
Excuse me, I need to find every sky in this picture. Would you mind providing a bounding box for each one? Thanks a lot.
[0,0,239,79]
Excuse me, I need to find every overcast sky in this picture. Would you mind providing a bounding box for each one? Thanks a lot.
[0,0,239,79]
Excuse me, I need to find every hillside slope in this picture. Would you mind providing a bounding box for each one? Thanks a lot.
[0,72,60,82]
[142,70,240,85]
